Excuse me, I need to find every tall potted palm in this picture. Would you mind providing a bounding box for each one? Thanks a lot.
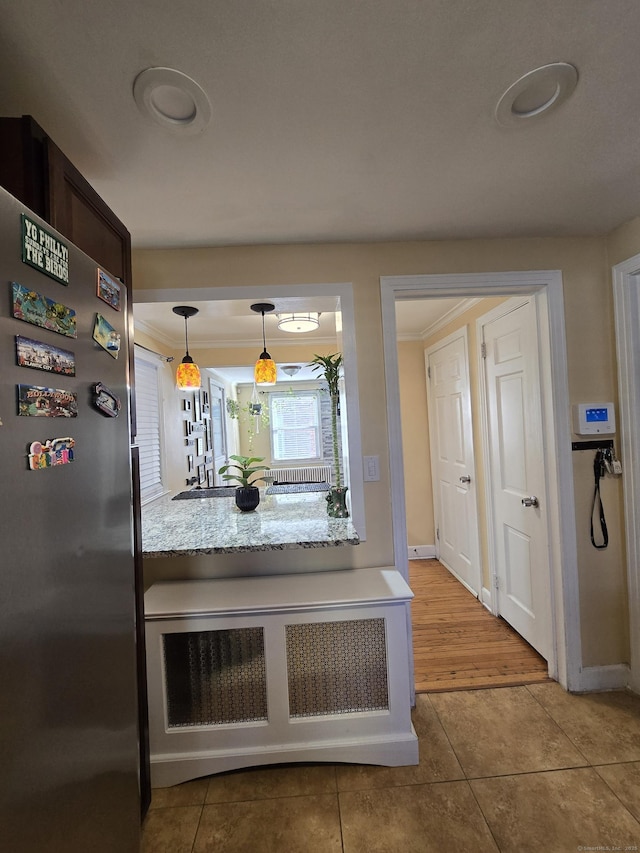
[308,353,349,517]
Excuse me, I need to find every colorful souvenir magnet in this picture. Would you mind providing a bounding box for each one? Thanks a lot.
[96,268,122,311]
[12,282,77,338]
[92,382,121,417]
[17,384,78,418]
[28,437,75,469]
[16,335,75,376]
[92,313,121,359]
[21,214,69,285]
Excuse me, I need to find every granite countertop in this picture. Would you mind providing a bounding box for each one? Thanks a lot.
[141,490,360,558]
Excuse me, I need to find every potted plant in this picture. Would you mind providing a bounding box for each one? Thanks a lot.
[308,353,349,518]
[218,454,270,512]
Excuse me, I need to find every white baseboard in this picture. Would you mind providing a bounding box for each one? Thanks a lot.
[151,731,420,787]
[572,664,630,693]
[407,545,436,560]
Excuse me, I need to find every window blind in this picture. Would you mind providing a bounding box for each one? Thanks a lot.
[134,355,164,502]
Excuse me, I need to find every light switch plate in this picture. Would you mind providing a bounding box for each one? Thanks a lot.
[363,455,380,482]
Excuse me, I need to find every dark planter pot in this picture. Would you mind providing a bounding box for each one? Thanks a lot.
[235,485,260,512]
[326,486,349,518]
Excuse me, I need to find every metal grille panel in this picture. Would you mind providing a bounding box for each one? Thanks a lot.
[286,619,388,717]
[162,628,267,727]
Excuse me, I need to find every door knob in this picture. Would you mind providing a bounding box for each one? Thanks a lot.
[522,496,539,508]
[459,475,471,484]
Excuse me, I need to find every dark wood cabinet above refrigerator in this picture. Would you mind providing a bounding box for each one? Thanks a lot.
[0,114,136,436]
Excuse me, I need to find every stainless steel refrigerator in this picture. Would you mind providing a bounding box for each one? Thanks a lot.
[0,187,140,851]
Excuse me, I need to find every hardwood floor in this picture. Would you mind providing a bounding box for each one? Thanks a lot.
[410,559,551,693]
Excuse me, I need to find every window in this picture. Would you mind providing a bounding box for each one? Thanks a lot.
[134,351,165,502]
[270,391,321,462]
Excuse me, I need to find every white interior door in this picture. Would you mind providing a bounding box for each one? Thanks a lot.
[209,380,227,485]
[481,298,551,659]
[426,329,482,596]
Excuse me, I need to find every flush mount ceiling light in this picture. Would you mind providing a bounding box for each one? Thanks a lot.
[173,306,201,389]
[277,312,320,333]
[281,364,302,377]
[251,302,277,385]
[133,67,211,134]
[495,62,578,127]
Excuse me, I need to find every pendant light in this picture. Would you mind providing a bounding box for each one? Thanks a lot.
[251,302,277,385]
[173,305,201,389]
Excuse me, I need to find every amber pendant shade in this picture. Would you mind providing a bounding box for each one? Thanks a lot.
[173,306,201,390]
[255,352,277,385]
[251,302,277,385]
[176,359,201,389]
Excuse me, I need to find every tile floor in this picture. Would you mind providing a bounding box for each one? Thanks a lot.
[142,682,640,852]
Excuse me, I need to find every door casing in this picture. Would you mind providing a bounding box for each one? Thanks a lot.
[381,271,580,691]
[613,254,640,693]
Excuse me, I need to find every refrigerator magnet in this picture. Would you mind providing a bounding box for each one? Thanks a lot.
[16,335,76,376]
[28,437,75,470]
[96,268,122,311]
[92,313,121,358]
[18,384,78,418]
[12,282,77,338]
[92,382,121,418]
[21,215,69,286]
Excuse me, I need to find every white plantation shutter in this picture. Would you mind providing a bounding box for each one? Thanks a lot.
[134,354,164,502]
[270,392,321,461]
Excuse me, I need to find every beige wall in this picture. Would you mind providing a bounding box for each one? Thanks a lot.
[397,341,433,546]
[607,215,640,267]
[134,232,634,667]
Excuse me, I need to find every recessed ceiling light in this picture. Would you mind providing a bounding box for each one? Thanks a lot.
[495,62,578,127]
[133,67,211,134]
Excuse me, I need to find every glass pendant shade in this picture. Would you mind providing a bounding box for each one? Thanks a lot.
[277,312,320,333]
[176,357,201,389]
[255,352,277,385]
[173,305,201,390]
[251,302,277,385]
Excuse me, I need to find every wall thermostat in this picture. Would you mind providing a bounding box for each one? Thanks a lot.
[573,402,616,435]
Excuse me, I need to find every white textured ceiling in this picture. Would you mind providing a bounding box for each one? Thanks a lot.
[0,1,639,248]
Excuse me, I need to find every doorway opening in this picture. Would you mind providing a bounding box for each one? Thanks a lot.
[381,271,582,692]
[402,295,552,690]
